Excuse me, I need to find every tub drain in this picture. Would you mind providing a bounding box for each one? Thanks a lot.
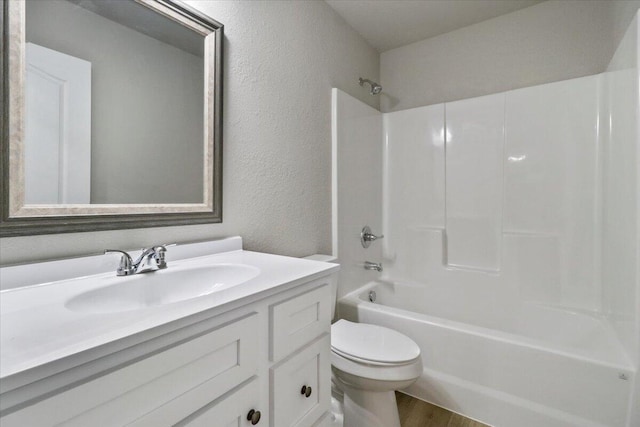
[368,290,376,302]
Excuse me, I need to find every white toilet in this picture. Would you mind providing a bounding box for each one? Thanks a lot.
[303,255,423,427]
[330,319,422,427]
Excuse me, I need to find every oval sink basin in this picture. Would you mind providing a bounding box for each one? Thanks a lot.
[65,263,260,314]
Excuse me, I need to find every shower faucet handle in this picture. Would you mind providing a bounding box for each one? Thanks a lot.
[361,225,384,248]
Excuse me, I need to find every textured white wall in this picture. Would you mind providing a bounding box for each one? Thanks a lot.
[614,1,640,49]
[380,0,638,112]
[0,0,379,265]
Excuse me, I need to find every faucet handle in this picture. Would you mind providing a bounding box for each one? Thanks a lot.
[152,243,176,252]
[361,226,384,248]
[154,243,175,269]
[104,250,135,276]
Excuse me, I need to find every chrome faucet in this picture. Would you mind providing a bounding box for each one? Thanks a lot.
[361,226,384,248]
[104,244,175,276]
[364,261,383,272]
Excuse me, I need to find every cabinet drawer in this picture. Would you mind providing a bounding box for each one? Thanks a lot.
[271,334,330,427]
[1,313,259,427]
[270,284,331,361]
[132,377,264,427]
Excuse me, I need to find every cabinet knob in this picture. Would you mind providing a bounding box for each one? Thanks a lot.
[300,385,312,398]
[247,409,261,425]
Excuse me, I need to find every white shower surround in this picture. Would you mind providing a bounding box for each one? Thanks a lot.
[332,14,639,427]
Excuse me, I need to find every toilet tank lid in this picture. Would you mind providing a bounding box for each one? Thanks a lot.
[331,320,420,364]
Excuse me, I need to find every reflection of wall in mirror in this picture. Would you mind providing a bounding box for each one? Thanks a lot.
[25,43,91,204]
[25,0,204,204]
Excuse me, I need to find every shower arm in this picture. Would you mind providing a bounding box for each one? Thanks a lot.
[359,77,382,95]
[359,77,373,87]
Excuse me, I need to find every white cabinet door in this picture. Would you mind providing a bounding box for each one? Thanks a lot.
[272,335,331,427]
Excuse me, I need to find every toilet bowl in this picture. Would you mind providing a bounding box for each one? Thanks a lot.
[330,319,422,427]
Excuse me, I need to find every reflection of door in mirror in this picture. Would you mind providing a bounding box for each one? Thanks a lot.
[25,43,91,204]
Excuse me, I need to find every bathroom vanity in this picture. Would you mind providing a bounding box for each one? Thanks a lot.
[0,238,338,426]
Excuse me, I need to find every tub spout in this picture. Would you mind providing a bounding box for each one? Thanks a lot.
[364,261,383,272]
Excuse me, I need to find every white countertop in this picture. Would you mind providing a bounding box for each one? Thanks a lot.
[0,243,338,392]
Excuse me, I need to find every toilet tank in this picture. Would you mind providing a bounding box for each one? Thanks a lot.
[303,254,339,320]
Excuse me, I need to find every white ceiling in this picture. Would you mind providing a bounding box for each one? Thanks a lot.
[325,0,546,52]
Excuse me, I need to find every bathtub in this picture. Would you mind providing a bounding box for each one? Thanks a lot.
[338,280,636,427]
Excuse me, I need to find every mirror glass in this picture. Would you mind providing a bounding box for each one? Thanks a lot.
[24,0,204,204]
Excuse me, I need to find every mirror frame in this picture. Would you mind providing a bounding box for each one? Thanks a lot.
[0,0,223,237]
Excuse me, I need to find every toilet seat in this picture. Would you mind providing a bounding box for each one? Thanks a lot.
[331,347,416,367]
[331,319,420,365]
[331,349,423,384]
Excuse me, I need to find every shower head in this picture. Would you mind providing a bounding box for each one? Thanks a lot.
[359,77,382,95]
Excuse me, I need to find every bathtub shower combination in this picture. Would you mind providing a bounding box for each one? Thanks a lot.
[332,15,639,427]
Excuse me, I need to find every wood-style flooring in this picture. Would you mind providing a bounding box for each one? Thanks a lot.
[396,392,490,427]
